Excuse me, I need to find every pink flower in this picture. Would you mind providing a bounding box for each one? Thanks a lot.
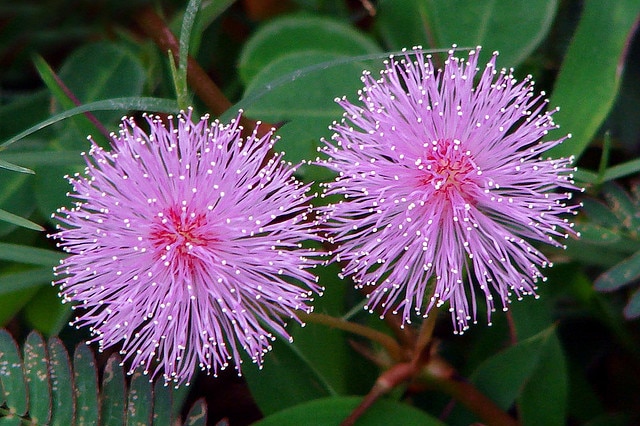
[51,110,322,385]
[319,47,579,334]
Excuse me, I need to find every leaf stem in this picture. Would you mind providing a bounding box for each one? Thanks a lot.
[422,363,521,426]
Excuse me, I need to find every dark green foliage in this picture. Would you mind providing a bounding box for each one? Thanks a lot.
[0,329,207,425]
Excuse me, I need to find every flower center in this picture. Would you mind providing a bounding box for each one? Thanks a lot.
[419,138,477,197]
[149,207,217,258]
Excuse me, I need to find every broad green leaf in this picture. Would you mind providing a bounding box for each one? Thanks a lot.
[57,41,146,126]
[0,208,42,232]
[33,55,101,144]
[376,0,558,66]
[241,51,375,169]
[594,250,640,292]
[0,330,27,416]
[470,325,556,410]
[0,243,63,267]
[0,91,50,141]
[241,335,337,415]
[547,0,640,159]
[183,399,207,426]
[48,337,75,426]
[517,333,568,426]
[623,286,640,319]
[73,344,99,426]
[253,396,444,426]
[152,378,173,426]
[238,14,381,84]
[0,267,55,297]
[126,371,153,426]
[23,331,51,426]
[101,355,127,426]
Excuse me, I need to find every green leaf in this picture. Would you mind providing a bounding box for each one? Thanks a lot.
[183,399,207,426]
[0,329,204,425]
[0,151,82,168]
[57,41,146,126]
[0,283,40,328]
[547,0,640,159]
[34,161,84,222]
[238,14,381,84]
[0,267,54,297]
[0,243,63,267]
[602,158,640,183]
[376,0,558,66]
[470,325,556,410]
[23,284,72,337]
[581,198,621,229]
[253,396,444,426]
[240,51,375,169]
[73,343,99,426]
[0,172,35,237]
[517,333,568,426]
[188,0,236,55]
[574,223,621,245]
[0,97,179,152]
[23,331,52,425]
[0,91,50,142]
[101,355,127,426]
[241,336,337,416]
[0,157,34,174]
[0,329,28,416]
[594,250,640,292]
[33,54,100,144]
[174,0,202,109]
[48,337,75,426]
[0,208,43,232]
[152,378,173,426]
[602,182,637,226]
[623,286,640,319]
[126,371,153,426]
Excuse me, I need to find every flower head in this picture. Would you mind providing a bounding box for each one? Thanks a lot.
[51,110,322,385]
[319,47,579,333]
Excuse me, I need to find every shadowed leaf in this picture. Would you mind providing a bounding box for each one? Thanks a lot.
[73,343,99,426]
[23,331,52,425]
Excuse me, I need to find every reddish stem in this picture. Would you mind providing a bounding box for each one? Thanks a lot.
[135,6,271,137]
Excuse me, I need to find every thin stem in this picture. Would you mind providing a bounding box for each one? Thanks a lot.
[299,312,403,362]
[341,362,416,426]
[135,6,276,138]
[136,6,231,115]
[422,363,520,426]
[412,314,437,362]
[341,315,439,426]
[48,65,111,141]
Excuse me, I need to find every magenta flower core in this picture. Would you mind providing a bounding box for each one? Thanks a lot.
[51,110,322,385]
[319,47,579,333]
